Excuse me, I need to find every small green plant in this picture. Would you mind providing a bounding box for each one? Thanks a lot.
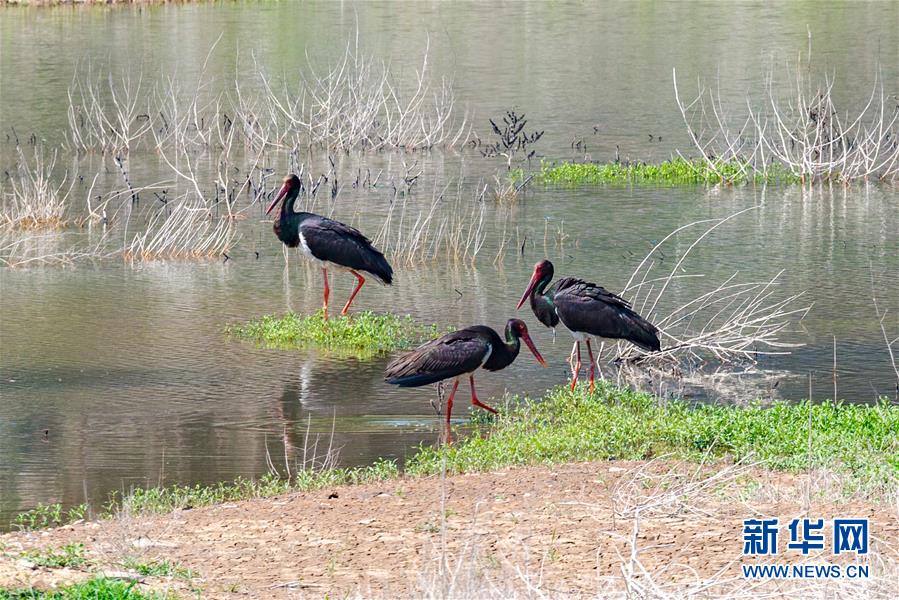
[12,503,87,531]
[21,543,88,569]
[529,158,802,186]
[0,577,166,599]
[226,311,442,358]
[122,558,194,580]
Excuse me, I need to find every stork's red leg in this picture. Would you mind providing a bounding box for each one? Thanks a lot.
[321,268,330,320]
[442,379,460,445]
[445,379,460,424]
[570,341,582,391]
[469,375,497,414]
[586,339,596,394]
[341,270,366,316]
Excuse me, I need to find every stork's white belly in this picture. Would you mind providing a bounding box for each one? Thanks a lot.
[478,343,493,370]
[556,307,588,341]
[570,330,588,342]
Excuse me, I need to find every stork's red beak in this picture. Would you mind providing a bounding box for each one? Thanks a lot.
[266,182,289,215]
[521,330,547,367]
[517,268,541,310]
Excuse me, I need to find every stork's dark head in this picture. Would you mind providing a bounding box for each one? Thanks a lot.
[516,260,554,309]
[266,174,301,215]
[505,318,547,367]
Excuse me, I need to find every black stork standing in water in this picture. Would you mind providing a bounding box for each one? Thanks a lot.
[384,319,546,433]
[267,175,393,319]
[517,260,660,392]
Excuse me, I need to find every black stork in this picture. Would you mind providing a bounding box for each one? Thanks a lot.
[267,174,393,319]
[517,260,660,392]
[384,319,546,430]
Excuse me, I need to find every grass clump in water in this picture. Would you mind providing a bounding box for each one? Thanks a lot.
[0,578,166,600]
[406,383,899,496]
[226,311,441,358]
[529,158,802,185]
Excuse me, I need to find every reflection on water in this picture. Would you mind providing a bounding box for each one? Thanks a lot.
[1,2,898,528]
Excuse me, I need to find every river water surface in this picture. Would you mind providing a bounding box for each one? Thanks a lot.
[1,2,897,528]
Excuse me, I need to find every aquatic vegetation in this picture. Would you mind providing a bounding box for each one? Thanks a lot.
[479,110,544,169]
[373,178,489,266]
[226,311,441,358]
[406,383,899,497]
[529,157,802,185]
[0,577,166,600]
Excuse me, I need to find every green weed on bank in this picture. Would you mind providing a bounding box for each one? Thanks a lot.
[0,577,166,600]
[406,383,899,496]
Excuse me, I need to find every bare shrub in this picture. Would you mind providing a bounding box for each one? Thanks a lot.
[256,33,470,152]
[673,42,899,183]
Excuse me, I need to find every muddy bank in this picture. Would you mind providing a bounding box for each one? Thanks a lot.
[1,460,896,598]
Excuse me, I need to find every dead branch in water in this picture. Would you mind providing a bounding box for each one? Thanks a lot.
[616,206,812,366]
[1,145,73,229]
[123,195,238,262]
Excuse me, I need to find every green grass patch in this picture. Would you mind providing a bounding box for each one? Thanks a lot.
[406,383,899,496]
[226,311,442,358]
[21,544,88,569]
[524,158,802,185]
[121,558,193,580]
[0,577,166,600]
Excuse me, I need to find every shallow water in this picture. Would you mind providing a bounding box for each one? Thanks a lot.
[1,2,897,528]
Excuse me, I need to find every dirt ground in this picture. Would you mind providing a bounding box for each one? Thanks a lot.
[1,460,897,598]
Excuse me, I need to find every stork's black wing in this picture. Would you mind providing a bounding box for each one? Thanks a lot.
[553,277,661,351]
[384,327,491,387]
[299,215,393,284]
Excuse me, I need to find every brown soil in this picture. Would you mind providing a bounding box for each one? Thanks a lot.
[1,461,896,598]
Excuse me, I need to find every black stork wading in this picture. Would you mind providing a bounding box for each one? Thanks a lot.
[267,175,393,319]
[517,260,661,392]
[384,319,546,432]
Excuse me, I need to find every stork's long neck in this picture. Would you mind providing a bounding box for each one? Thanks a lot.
[502,324,522,361]
[278,190,299,221]
[529,272,557,327]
